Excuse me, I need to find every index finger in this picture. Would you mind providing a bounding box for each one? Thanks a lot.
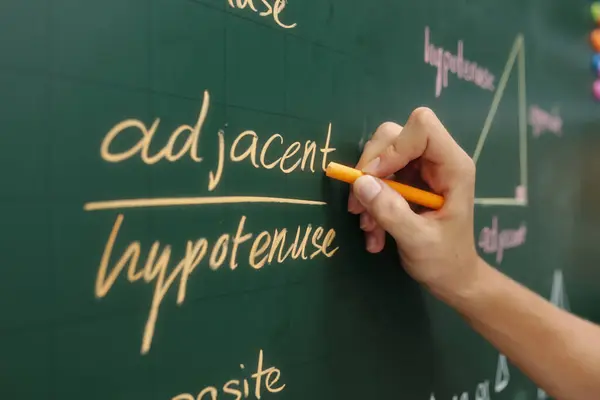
[348,122,403,214]
[362,107,471,189]
[356,122,403,169]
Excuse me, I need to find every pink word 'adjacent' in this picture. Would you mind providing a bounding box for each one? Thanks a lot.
[478,216,527,264]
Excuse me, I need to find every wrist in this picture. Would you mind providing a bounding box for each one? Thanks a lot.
[428,255,491,309]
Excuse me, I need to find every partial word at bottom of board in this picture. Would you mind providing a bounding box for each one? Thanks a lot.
[172,349,284,400]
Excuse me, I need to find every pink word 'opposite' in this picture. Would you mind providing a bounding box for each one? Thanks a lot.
[529,105,563,138]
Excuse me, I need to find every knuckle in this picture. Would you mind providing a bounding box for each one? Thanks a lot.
[409,107,436,126]
[391,131,417,159]
[377,211,397,231]
[460,153,476,178]
[360,212,376,231]
[375,121,402,141]
[384,141,403,161]
[412,228,441,257]
[373,193,405,228]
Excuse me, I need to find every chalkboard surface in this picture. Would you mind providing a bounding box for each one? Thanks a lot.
[1,0,599,399]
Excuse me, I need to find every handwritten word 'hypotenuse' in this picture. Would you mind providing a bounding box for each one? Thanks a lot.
[96,214,338,355]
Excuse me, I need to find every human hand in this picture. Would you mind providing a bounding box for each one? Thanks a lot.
[348,107,479,297]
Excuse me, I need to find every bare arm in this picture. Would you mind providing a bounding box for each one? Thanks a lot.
[442,259,600,400]
[348,108,600,400]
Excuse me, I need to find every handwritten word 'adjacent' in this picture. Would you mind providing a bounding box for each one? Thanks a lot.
[96,214,338,355]
[100,91,335,192]
[529,105,563,138]
[424,26,496,98]
[173,349,285,400]
[227,0,296,29]
[478,216,527,264]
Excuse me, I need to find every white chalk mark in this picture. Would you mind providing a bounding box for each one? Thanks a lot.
[537,388,548,399]
[475,380,491,400]
[534,271,569,399]
[494,354,510,393]
[550,269,570,311]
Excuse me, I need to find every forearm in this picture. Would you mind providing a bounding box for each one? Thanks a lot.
[438,258,600,400]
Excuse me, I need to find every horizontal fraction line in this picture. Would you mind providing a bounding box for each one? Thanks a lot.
[84,196,327,211]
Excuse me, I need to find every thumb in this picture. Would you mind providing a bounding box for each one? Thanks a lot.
[352,175,423,241]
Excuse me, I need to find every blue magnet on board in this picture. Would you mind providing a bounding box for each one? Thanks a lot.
[593,54,600,75]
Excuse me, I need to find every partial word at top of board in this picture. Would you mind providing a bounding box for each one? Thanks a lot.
[228,0,297,29]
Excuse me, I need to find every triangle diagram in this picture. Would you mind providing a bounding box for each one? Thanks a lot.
[472,34,528,207]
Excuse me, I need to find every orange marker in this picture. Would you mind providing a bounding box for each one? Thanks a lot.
[325,161,445,210]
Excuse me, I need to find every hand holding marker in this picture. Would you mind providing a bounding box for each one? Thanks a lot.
[325,161,445,210]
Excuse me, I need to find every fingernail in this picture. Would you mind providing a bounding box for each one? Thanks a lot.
[354,175,382,204]
[362,157,380,174]
[366,235,377,253]
[359,213,372,230]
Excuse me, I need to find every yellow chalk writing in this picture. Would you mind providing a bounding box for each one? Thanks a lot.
[95,213,338,355]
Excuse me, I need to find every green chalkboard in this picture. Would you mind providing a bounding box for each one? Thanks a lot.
[1,0,599,399]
